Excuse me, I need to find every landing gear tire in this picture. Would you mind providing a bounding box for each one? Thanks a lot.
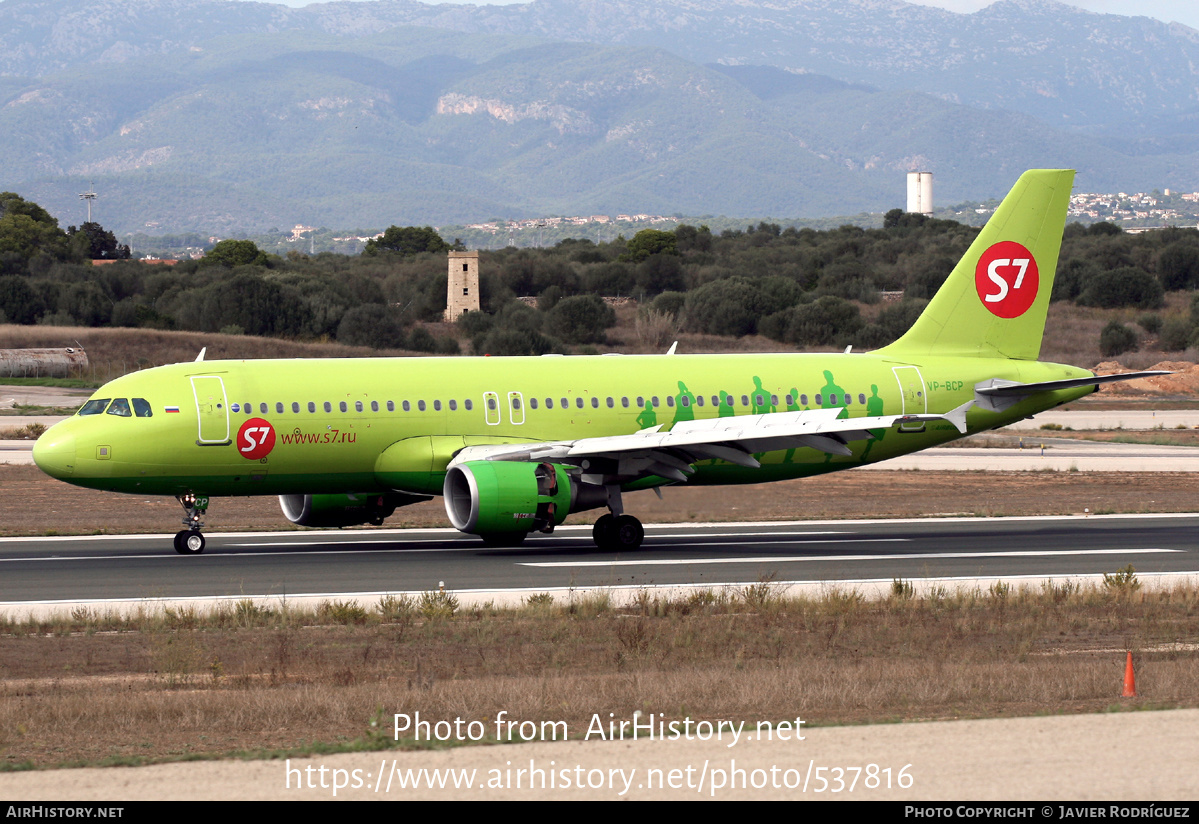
[480,532,527,547]
[174,530,206,555]
[593,513,643,550]
[593,513,616,547]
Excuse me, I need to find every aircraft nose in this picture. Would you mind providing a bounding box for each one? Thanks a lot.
[33,430,76,478]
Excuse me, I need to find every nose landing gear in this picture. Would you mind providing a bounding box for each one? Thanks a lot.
[174,493,209,554]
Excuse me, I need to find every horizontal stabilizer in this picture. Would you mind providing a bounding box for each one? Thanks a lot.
[974,371,1171,413]
[976,371,1171,397]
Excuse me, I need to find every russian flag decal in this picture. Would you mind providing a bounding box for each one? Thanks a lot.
[165,405,180,413]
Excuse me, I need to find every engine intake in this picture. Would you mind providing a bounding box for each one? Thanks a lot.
[444,461,589,535]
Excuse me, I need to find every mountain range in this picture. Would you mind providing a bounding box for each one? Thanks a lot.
[2,0,1197,233]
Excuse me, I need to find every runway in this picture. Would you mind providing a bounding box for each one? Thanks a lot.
[2,515,1197,609]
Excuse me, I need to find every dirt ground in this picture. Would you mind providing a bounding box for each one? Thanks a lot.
[3,465,1199,537]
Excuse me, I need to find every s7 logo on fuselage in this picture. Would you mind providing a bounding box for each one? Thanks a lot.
[236,418,276,460]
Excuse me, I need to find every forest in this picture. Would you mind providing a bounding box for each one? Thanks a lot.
[3,191,1199,360]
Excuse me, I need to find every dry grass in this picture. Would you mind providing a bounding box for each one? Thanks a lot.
[1,581,1196,768]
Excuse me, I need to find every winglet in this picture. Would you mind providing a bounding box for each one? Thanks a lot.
[665,341,678,355]
[195,347,206,363]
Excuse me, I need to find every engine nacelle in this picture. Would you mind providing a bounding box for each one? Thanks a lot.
[444,461,591,536]
[279,492,429,528]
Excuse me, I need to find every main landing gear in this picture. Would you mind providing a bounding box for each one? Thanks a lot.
[591,486,644,551]
[174,493,208,555]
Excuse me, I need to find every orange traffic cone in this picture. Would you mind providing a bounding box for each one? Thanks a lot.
[1122,651,1136,698]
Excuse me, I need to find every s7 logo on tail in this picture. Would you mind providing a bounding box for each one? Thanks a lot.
[237,418,276,460]
[975,241,1039,318]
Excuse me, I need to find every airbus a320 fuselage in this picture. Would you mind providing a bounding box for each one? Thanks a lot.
[32,170,1160,554]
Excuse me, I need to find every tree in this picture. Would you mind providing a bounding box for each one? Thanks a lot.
[545,294,615,344]
[621,229,678,262]
[203,239,268,268]
[67,222,130,261]
[1077,267,1163,310]
[363,226,452,257]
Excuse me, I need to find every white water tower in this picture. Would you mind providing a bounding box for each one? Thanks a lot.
[907,172,933,215]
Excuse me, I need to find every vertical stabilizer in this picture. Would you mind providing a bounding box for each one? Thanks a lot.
[876,169,1074,360]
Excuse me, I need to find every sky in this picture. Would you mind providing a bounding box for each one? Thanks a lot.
[258,0,1199,30]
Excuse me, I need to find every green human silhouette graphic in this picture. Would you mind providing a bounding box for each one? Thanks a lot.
[671,381,696,427]
[717,390,735,418]
[782,387,808,464]
[819,370,848,463]
[635,399,657,429]
[750,376,775,415]
[860,384,887,461]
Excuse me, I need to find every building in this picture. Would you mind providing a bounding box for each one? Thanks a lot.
[445,250,480,322]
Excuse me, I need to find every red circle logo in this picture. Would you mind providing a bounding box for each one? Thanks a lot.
[975,241,1039,318]
[236,418,276,460]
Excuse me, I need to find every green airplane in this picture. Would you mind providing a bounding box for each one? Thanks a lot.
[32,170,1163,554]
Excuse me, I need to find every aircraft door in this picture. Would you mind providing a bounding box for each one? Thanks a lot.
[892,366,927,432]
[190,375,231,445]
[508,391,525,425]
[483,391,501,425]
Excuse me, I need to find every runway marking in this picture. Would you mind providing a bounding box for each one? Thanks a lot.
[520,548,1185,567]
[0,533,860,562]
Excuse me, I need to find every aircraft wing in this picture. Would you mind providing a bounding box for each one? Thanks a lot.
[449,404,970,484]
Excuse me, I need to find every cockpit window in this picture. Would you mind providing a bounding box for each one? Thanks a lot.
[79,399,111,416]
[106,398,132,417]
[132,398,153,418]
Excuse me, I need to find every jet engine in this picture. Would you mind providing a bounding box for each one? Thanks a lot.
[279,492,430,528]
[443,460,605,536]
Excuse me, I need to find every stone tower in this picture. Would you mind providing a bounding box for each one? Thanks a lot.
[445,250,480,322]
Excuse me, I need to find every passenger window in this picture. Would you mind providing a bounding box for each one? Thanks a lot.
[680,396,689,407]
[621,397,629,408]
[434,400,442,411]
[308,402,316,413]
[512,398,521,410]
[844,394,852,406]
[449,399,458,411]
[546,398,554,409]
[339,401,347,412]
[606,397,614,408]
[560,398,567,408]
[711,395,719,407]
[370,401,378,412]
[387,401,395,412]
[464,399,473,411]
[402,401,410,412]
[418,400,426,412]
[830,394,838,405]
[487,398,497,411]
[771,394,778,406]
[132,398,153,418]
[292,402,300,413]
[590,397,598,408]
[637,396,644,407]
[575,397,584,409]
[260,403,268,414]
[529,398,538,409]
[696,396,704,407]
[801,395,809,406]
[785,394,793,406]
[275,402,283,414]
[79,399,111,416]
[667,396,675,407]
[815,394,823,405]
[323,402,332,413]
[652,396,659,407]
[106,398,132,417]
[859,394,866,405]
[356,401,364,412]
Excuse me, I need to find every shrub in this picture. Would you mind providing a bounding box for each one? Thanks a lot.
[544,294,615,344]
[1078,267,1163,309]
[1099,321,1138,357]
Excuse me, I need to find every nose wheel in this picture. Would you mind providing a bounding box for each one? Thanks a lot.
[174,493,209,555]
[174,530,206,554]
